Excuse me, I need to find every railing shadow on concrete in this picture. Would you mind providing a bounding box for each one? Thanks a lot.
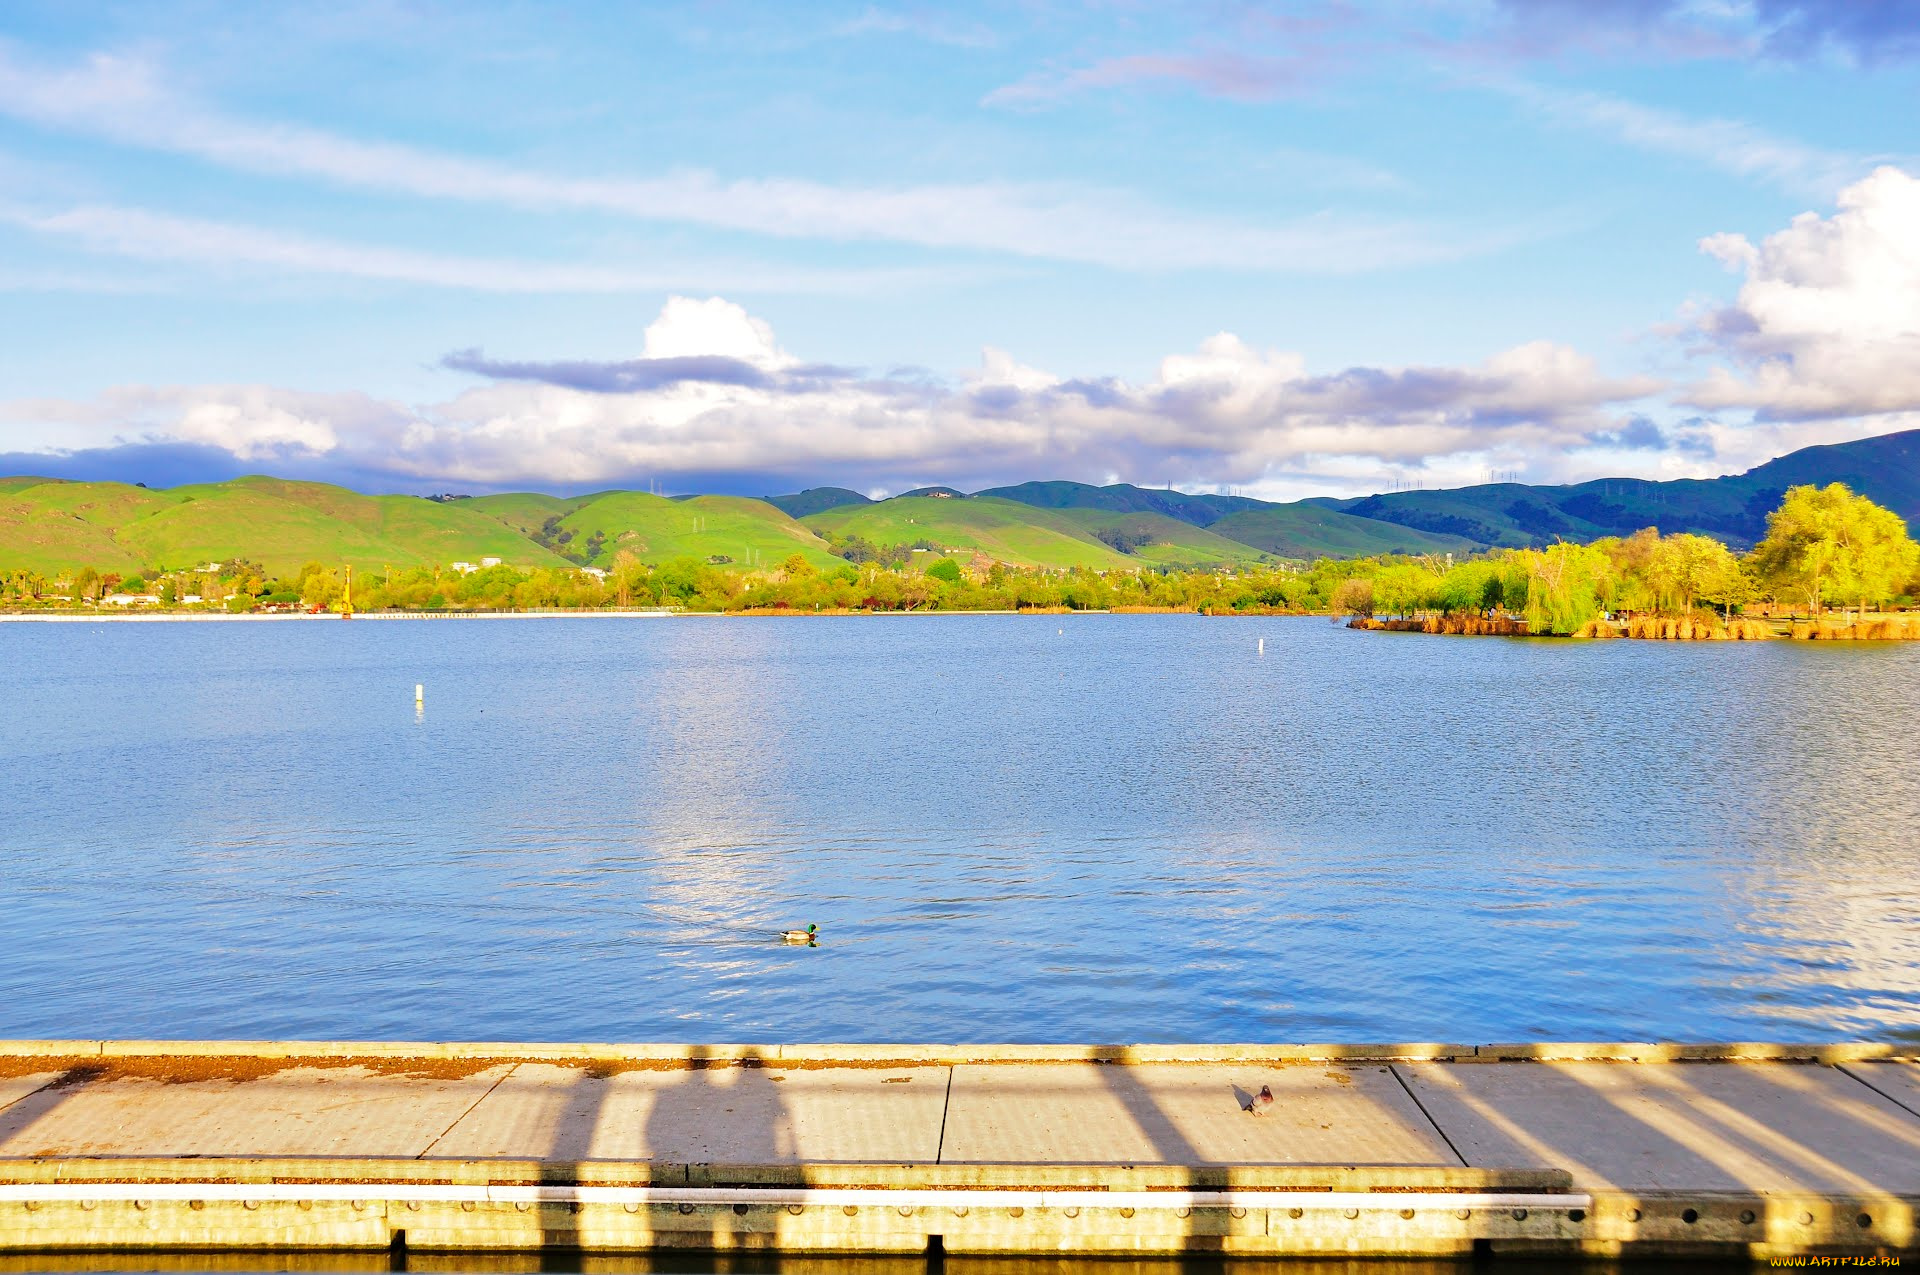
[1393,1055,1920,1257]
[1095,1062,1208,1257]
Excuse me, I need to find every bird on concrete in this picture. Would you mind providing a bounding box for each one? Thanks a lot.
[1245,1084,1274,1115]
[779,923,818,944]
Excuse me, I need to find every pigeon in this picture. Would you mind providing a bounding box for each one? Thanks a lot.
[1245,1084,1274,1115]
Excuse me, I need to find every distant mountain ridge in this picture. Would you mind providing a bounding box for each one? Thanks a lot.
[3,428,1916,576]
[1317,430,1920,551]
[975,480,1268,527]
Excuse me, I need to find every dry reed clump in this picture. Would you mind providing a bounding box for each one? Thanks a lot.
[1349,614,1528,635]
[1442,614,1527,636]
[1790,615,1920,640]
[1622,614,1769,640]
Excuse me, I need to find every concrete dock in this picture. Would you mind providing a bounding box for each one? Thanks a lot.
[0,1040,1916,1260]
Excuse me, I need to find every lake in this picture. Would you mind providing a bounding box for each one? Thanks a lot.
[2,613,1915,1045]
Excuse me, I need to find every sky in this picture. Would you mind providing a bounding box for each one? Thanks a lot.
[1,0,1917,500]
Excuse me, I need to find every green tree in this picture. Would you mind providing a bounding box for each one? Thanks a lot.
[924,556,962,584]
[1518,542,1614,635]
[300,569,342,609]
[1370,562,1442,617]
[1646,533,1740,615]
[1751,483,1920,614]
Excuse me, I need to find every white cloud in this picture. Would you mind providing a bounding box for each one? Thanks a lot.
[4,384,407,460]
[0,202,959,295]
[2,296,1666,495]
[642,296,792,367]
[1490,79,1871,196]
[1687,165,1920,420]
[0,46,1517,274]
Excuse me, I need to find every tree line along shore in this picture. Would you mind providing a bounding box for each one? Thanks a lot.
[3,483,1915,639]
[1332,483,1919,639]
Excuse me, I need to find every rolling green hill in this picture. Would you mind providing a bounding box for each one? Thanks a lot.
[979,480,1267,527]
[1208,503,1477,559]
[803,495,1139,569]
[555,491,843,570]
[1324,429,1920,550]
[463,491,599,536]
[764,487,872,518]
[5,427,1917,577]
[1048,509,1272,567]
[0,477,570,577]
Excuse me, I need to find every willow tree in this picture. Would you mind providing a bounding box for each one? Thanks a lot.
[1750,483,1918,615]
[1518,542,1615,634]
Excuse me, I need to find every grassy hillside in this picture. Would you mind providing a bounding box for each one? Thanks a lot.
[1209,503,1476,559]
[6,427,1914,576]
[804,495,1139,569]
[463,491,599,536]
[1322,429,1920,550]
[0,475,66,495]
[764,487,871,518]
[556,491,843,570]
[1049,509,1271,567]
[979,480,1266,527]
[0,480,174,573]
[0,476,570,577]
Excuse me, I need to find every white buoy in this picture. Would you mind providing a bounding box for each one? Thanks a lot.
[415,683,424,704]
[1258,637,1264,655]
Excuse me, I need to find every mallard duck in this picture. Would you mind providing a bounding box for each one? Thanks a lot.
[780,923,818,944]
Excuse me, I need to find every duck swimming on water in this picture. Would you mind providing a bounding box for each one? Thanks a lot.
[780,924,818,944]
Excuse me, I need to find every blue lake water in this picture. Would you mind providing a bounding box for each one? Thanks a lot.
[2,613,1916,1045]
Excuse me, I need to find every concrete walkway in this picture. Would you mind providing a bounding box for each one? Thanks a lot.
[0,1042,1916,1259]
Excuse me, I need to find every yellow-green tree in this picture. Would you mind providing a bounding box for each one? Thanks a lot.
[1646,532,1740,615]
[299,568,342,609]
[1750,483,1919,614]
[1369,562,1442,617]
[1518,542,1614,634]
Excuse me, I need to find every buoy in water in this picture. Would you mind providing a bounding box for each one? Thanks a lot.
[415,683,424,704]
[1258,637,1264,655]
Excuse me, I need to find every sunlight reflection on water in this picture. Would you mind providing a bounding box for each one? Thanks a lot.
[2,614,1915,1043]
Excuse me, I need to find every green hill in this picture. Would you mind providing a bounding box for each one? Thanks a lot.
[1328,429,1920,551]
[979,480,1266,527]
[0,476,570,577]
[5,426,1917,576]
[0,475,66,495]
[764,487,872,518]
[463,491,599,536]
[1208,503,1476,559]
[804,495,1140,569]
[556,491,843,570]
[1048,509,1271,567]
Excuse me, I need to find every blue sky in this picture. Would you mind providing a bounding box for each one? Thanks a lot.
[1,0,1917,497]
